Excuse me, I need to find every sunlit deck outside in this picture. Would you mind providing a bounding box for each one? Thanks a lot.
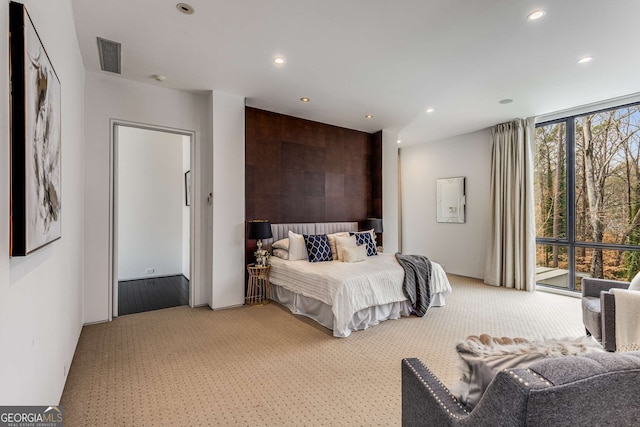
[535,266,589,290]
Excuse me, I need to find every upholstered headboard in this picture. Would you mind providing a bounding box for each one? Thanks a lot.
[264,222,358,250]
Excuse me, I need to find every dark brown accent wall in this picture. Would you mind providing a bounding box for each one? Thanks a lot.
[246,107,382,225]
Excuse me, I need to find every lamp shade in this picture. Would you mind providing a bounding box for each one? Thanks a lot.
[363,218,383,234]
[247,220,273,240]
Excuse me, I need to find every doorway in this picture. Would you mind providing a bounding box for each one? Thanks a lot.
[111,122,196,318]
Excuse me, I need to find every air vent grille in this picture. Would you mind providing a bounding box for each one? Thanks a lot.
[97,37,121,74]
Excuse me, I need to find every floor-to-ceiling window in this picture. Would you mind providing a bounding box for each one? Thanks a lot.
[535,103,640,291]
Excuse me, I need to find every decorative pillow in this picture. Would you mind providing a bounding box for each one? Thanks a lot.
[272,238,290,251]
[452,334,604,410]
[342,245,367,263]
[288,231,308,261]
[272,248,289,260]
[629,271,640,291]
[327,232,350,260]
[349,231,377,256]
[335,235,358,262]
[303,234,333,263]
[357,229,375,241]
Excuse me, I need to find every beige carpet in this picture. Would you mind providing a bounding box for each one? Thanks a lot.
[61,275,584,426]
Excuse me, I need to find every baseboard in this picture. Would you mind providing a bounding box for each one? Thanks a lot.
[207,303,244,310]
[83,318,109,326]
[118,273,185,282]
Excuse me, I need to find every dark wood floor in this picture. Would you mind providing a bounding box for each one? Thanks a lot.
[118,275,189,316]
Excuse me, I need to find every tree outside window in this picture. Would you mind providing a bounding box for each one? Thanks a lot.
[534,104,640,290]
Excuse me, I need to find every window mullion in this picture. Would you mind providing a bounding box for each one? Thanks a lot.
[566,118,576,290]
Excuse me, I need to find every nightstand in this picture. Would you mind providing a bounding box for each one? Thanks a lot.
[246,264,271,305]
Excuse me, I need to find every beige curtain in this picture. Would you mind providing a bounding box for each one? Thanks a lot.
[484,118,536,291]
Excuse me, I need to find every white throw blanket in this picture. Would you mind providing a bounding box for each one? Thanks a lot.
[610,288,640,352]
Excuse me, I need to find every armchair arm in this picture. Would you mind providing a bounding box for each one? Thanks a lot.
[402,359,533,427]
[601,291,617,352]
[402,358,469,426]
[582,277,630,298]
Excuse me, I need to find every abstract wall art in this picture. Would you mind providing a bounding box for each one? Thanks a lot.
[10,2,62,256]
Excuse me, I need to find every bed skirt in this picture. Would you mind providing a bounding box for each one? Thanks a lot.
[271,284,439,337]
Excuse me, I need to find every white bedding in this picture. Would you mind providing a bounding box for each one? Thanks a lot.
[269,253,452,336]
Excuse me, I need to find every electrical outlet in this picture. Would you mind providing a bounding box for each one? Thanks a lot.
[145,268,154,274]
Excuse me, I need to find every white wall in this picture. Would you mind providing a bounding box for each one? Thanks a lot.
[401,129,491,279]
[211,92,245,309]
[0,0,85,404]
[182,136,190,279]
[84,72,211,323]
[117,127,184,281]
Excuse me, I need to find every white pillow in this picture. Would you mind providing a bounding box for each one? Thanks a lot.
[335,235,357,262]
[342,245,367,263]
[272,238,289,251]
[272,248,289,260]
[327,232,350,260]
[288,231,308,261]
[629,271,640,291]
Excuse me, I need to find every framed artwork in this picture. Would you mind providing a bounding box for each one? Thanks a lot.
[185,170,191,206]
[9,2,62,256]
[437,177,466,223]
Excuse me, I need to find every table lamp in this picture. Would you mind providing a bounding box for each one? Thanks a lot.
[248,220,273,266]
[363,218,383,251]
[364,217,383,236]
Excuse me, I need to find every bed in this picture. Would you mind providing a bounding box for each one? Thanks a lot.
[264,222,452,337]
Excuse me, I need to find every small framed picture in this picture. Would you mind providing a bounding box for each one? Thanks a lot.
[436,177,465,223]
[185,170,191,206]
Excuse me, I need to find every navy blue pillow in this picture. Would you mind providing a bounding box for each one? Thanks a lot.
[303,234,333,262]
[350,232,377,256]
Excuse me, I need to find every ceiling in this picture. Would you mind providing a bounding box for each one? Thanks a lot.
[70,0,640,145]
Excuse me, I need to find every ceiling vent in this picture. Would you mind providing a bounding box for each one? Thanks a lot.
[97,37,121,74]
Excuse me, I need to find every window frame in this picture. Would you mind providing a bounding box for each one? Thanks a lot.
[535,100,640,291]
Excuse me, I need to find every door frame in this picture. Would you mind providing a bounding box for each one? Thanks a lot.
[109,119,197,320]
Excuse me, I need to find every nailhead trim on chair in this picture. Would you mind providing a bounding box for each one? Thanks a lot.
[527,369,553,386]
[506,369,553,387]
[507,370,530,386]
[405,359,469,419]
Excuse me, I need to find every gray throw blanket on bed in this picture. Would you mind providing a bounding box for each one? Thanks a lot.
[395,253,432,317]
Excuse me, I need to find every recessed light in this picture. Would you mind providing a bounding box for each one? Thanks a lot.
[300,97,310,102]
[577,56,593,64]
[499,98,514,104]
[274,56,285,65]
[397,140,402,144]
[176,3,194,15]
[527,9,545,20]
[365,114,374,119]
[426,108,435,113]
[152,74,166,82]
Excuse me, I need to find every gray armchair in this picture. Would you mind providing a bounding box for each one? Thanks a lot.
[582,277,630,351]
[402,352,640,427]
